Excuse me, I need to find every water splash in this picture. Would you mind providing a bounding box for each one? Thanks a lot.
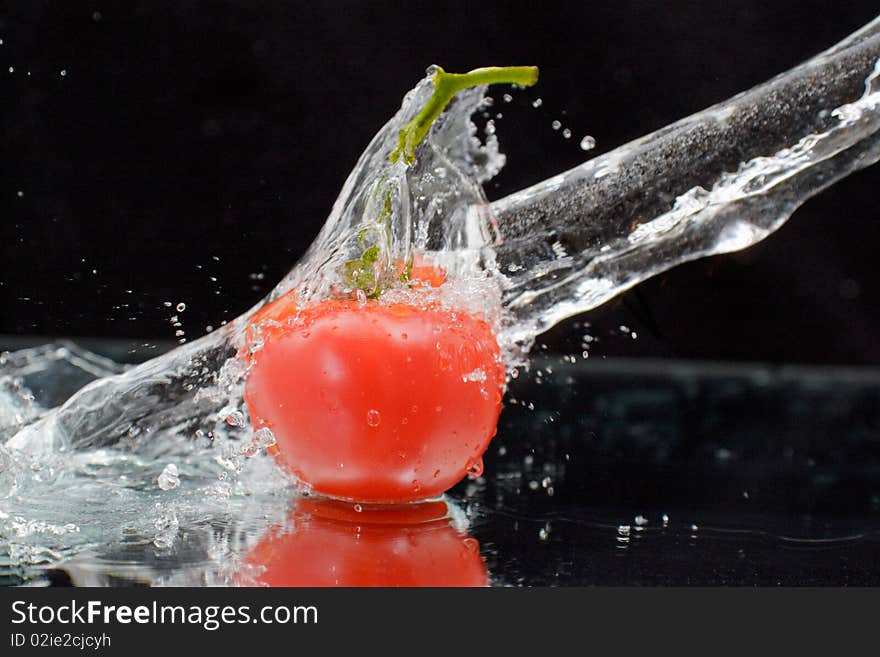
[493,20,880,346]
[0,71,506,578]
[3,20,880,579]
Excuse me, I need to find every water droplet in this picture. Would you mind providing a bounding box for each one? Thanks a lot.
[225,411,245,427]
[152,506,179,548]
[532,98,543,108]
[353,504,363,513]
[551,120,562,130]
[366,409,381,427]
[59,69,67,77]
[356,289,367,307]
[157,463,180,491]
[254,427,276,448]
[176,302,186,312]
[502,93,513,103]
[634,515,648,526]
[467,458,484,478]
[462,368,487,383]
[580,135,596,151]
[562,128,572,139]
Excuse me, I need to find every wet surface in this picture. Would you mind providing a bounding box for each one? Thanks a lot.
[3,338,880,586]
[455,357,880,585]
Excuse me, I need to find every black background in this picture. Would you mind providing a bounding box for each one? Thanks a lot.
[2,1,879,364]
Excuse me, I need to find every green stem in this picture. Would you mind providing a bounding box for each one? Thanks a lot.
[390,65,539,165]
[344,65,540,297]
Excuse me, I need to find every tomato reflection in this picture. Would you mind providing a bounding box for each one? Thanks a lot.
[241,497,488,587]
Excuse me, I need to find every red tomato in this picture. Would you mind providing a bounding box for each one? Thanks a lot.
[244,293,505,503]
[240,498,487,587]
[395,254,447,288]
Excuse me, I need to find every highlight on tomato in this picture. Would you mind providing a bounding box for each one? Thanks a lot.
[239,498,488,587]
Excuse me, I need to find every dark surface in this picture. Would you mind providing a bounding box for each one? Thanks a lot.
[450,356,880,585]
[2,1,880,365]
[4,337,880,586]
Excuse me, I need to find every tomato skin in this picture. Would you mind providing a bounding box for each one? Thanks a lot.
[240,498,487,587]
[396,254,446,288]
[244,295,505,503]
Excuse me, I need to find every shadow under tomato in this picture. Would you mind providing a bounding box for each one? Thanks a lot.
[240,497,488,587]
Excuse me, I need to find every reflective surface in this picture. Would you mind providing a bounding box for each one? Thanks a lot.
[462,357,880,585]
[3,338,880,586]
